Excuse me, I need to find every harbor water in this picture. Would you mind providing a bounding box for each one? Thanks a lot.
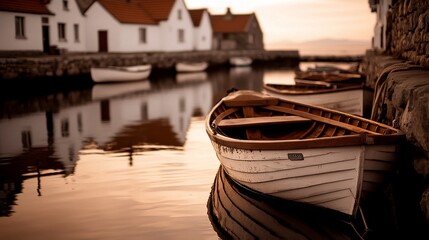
[0,62,426,239]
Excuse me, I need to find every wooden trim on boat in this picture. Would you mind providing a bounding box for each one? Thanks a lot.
[218,116,311,128]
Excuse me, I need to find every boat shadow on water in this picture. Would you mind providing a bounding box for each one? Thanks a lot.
[207,166,370,240]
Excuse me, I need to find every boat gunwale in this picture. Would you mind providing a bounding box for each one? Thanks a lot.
[92,65,152,73]
[263,83,366,95]
[205,90,405,151]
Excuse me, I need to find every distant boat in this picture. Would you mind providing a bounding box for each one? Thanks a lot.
[306,64,360,74]
[263,82,373,116]
[90,64,152,83]
[205,90,405,217]
[175,61,208,72]
[295,70,364,83]
[229,57,252,67]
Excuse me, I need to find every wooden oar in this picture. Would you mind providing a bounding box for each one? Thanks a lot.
[263,105,381,135]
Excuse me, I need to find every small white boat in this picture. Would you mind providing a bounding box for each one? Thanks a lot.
[90,64,152,83]
[205,90,405,217]
[175,61,208,72]
[229,57,252,67]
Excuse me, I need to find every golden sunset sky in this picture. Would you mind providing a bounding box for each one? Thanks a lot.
[185,0,375,53]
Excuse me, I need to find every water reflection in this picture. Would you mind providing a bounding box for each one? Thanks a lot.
[0,67,264,217]
[207,166,363,239]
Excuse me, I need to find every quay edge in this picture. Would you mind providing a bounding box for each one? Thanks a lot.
[0,50,300,81]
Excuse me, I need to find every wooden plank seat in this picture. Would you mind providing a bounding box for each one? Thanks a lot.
[218,115,311,128]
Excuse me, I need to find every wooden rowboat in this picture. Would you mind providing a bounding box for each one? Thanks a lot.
[90,64,152,83]
[295,70,364,83]
[205,90,405,217]
[263,82,373,117]
[208,166,362,239]
[229,57,252,67]
[175,61,208,72]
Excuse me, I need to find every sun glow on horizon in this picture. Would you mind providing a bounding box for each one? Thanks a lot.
[185,0,375,49]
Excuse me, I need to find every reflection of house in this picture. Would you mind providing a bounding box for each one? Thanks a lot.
[0,78,212,172]
[0,147,66,216]
[210,8,264,50]
[188,8,212,51]
[369,0,392,52]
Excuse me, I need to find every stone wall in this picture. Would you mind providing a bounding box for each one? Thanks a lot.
[388,0,429,67]
[363,50,429,227]
[0,50,299,81]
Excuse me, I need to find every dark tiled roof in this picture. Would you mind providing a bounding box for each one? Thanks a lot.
[0,0,53,15]
[136,0,176,21]
[188,8,206,27]
[98,0,156,24]
[210,13,254,33]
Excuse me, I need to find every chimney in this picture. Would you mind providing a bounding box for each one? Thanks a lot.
[225,7,232,20]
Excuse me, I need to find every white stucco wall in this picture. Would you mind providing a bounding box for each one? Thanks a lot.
[160,0,194,52]
[46,0,86,52]
[373,0,392,51]
[118,24,160,52]
[85,2,160,52]
[0,12,45,51]
[193,11,212,51]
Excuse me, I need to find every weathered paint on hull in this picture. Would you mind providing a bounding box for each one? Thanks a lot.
[211,141,399,216]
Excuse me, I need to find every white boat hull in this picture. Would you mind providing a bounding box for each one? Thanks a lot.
[210,141,398,216]
[175,62,208,72]
[263,88,373,116]
[230,57,252,67]
[90,65,151,83]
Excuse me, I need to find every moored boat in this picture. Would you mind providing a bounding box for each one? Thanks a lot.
[263,82,373,117]
[175,61,208,72]
[90,64,152,83]
[229,57,252,67]
[205,90,405,217]
[295,70,364,83]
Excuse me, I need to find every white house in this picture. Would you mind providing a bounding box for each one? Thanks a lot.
[45,0,87,53]
[0,0,207,54]
[85,0,195,53]
[369,0,392,52]
[188,8,212,51]
[0,1,53,52]
[153,0,195,52]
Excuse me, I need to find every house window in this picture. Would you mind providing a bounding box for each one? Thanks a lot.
[74,24,79,42]
[21,131,32,149]
[139,28,147,43]
[42,17,49,24]
[178,29,184,43]
[15,16,25,38]
[141,103,148,121]
[58,23,66,41]
[61,119,69,137]
[248,34,254,44]
[63,0,69,11]
[77,113,83,133]
[178,9,182,20]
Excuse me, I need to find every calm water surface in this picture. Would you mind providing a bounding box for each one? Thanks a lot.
[0,62,424,239]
